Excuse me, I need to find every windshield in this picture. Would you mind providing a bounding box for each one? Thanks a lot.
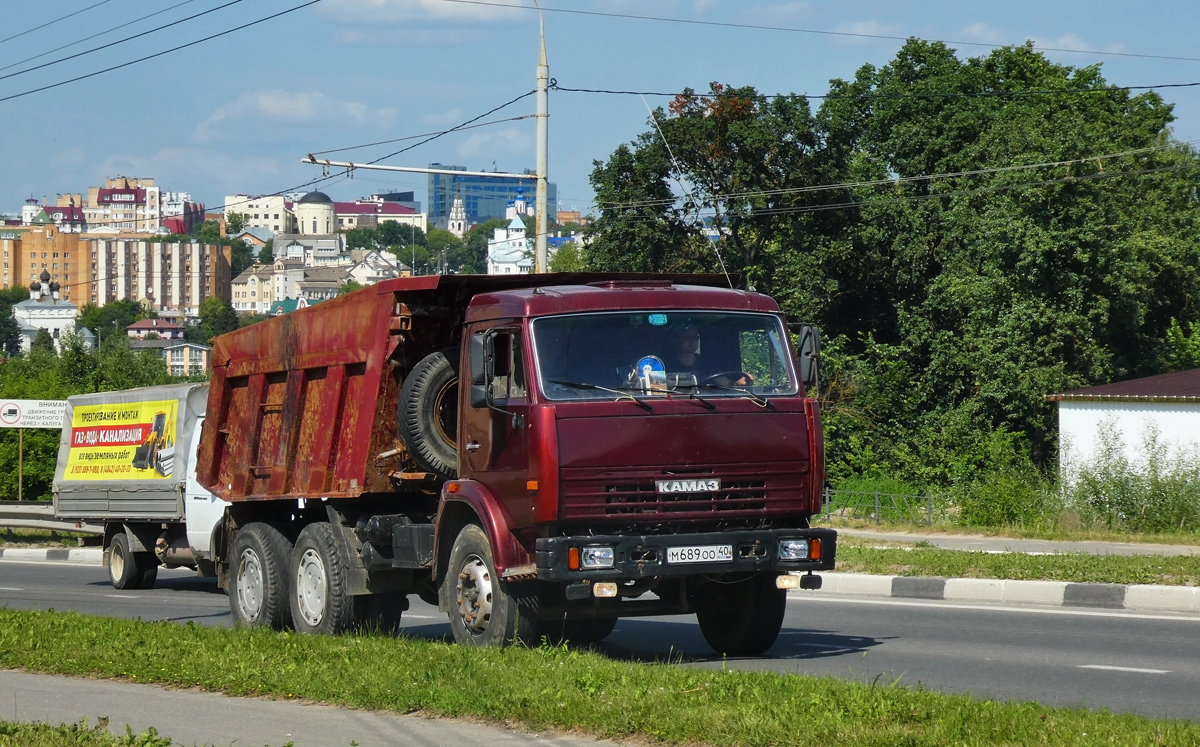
[531,311,798,401]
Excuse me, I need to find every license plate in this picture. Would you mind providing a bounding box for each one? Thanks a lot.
[667,544,733,564]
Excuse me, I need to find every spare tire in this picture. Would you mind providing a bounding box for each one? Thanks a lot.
[399,348,460,479]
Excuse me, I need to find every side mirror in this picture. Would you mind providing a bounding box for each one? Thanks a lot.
[469,333,491,408]
[796,324,820,390]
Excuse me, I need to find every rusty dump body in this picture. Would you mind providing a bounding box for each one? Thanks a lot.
[196,272,738,505]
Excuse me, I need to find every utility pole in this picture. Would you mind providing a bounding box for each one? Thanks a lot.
[534,0,549,273]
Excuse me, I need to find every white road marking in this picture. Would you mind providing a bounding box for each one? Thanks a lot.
[1079,664,1171,674]
[104,594,140,599]
[0,587,23,591]
[796,594,1200,622]
[404,614,439,620]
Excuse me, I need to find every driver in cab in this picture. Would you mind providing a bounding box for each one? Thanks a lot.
[669,324,751,387]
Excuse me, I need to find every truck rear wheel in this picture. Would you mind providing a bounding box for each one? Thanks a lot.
[229,523,293,630]
[399,349,459,480]
[290,522,357,636]
[695,574,786,656]
[446,524,537,647]
[108,532,157,590]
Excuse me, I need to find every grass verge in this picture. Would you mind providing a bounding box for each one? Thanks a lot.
[835,544,1200,585]
[0,718,171,746]
[1,609,1198,746]
[816,517,1200,546]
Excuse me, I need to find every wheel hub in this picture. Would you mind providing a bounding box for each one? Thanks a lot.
[296,547,327,627]
[455,554,493,635]
[236,548,264,621]
[110,546,125,583]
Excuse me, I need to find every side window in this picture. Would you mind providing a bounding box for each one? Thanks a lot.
[489,331,527,402]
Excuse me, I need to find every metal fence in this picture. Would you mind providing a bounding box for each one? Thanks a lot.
[0,500,102,535]
[817,489,936,526]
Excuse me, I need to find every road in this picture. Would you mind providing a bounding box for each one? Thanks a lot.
[3,559,1200,722]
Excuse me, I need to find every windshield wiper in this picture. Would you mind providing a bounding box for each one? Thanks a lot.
[547,379,653,411]
[695,383,774,409]
[668,386,716,410]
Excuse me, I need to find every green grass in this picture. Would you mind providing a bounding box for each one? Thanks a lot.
[836,543,1200,585]
[1,609,1198,746]
[817,515,1200,546]
[0,718,171,747]
[0,528,97,548]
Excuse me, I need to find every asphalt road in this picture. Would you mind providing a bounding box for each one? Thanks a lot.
[4,559,1200,722]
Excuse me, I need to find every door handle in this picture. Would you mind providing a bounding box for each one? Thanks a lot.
[465,441,481,452]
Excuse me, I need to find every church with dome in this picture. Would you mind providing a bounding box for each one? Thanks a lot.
[12,269,94,353]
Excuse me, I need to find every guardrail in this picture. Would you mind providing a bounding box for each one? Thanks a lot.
[818,489,936,526]
[0,501,103,535]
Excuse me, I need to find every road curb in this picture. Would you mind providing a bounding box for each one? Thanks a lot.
[793,572,1200,614]
[0,547,102,564]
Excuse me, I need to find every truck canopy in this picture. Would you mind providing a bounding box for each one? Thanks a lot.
[54,382,209,521]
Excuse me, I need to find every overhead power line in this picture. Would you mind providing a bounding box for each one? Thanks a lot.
[0,0,322,105]
[0,0,245,83]
[0,0,115,46]
[594,140,1200,211]
[310,115,535,157]
[0,0,201,74]
[553,80,1200,102]
[435,0,1200,65]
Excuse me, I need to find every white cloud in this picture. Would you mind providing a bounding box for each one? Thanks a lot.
[959,22,1006,45]
[318,0,524,22]
[195,89,396,142]
[422,108,465,126]
[1030,32,1126,56]
[455,126,530,158]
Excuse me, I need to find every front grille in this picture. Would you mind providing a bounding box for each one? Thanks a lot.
[601,479,766,514]
[560,462,807,522]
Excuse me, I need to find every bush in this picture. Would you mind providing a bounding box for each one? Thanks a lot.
[1064,422,1200,533]
[948,429,1060,528]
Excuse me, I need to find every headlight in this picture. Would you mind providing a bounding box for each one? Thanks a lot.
[581,546,615,569]
[778,539,810,560]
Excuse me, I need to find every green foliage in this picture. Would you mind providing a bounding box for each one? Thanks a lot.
[338,279,365,296]
[30,328,54,354]
[77,300,150,342]
[238,313,270,329]
[590,43,1200,487]
[1065,422,1200,533]
[1161,318,1200,371]
[548,240,584,272]
[257,239,274,265]
[225,212,248,234]
[0,717,173,746]
[198,296,238,340]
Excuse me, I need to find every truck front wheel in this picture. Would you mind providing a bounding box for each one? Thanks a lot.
[446,524,537,647]
[694,574,787,656]
[229,523,293,630]
[108,532,157,590]
[290,522,357,636]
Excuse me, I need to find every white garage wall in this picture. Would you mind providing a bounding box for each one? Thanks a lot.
[1059,401,1200,481]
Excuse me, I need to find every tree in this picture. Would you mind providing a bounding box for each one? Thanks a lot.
[229,242,255,276]
[345,227,379,251]
[199,297,239,340]
[31,329,55,355]
[78,300,148,343]
[459,218,508,274]
[587,44,1200,485]
[257,239,274,265]
[548,241,584,272]
[226,212,248,234]
[338,279,365,296]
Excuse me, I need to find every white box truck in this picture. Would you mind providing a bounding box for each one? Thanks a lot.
[52,383,228,590]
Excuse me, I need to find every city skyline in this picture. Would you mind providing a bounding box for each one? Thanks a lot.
[4,1,1200,219]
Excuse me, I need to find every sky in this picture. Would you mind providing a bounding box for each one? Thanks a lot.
[4,0,1200,219]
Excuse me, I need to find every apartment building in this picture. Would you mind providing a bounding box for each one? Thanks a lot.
[224,194,295,234]
[0,224,231,316]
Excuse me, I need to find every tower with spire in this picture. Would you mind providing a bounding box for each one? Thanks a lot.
[447,185,467,239]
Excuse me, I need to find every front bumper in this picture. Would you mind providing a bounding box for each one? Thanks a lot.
[534,527,836,582]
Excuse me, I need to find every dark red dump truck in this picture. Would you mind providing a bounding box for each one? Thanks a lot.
[197,273,834,655]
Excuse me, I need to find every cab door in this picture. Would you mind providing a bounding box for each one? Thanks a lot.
[460,324,533,527]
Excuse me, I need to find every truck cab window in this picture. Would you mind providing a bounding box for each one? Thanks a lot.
[490,331,526,402]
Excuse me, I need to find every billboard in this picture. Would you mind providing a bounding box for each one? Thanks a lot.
[63,399,178,481]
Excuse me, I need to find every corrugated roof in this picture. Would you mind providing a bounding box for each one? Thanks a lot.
[1046,367,1200,402]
